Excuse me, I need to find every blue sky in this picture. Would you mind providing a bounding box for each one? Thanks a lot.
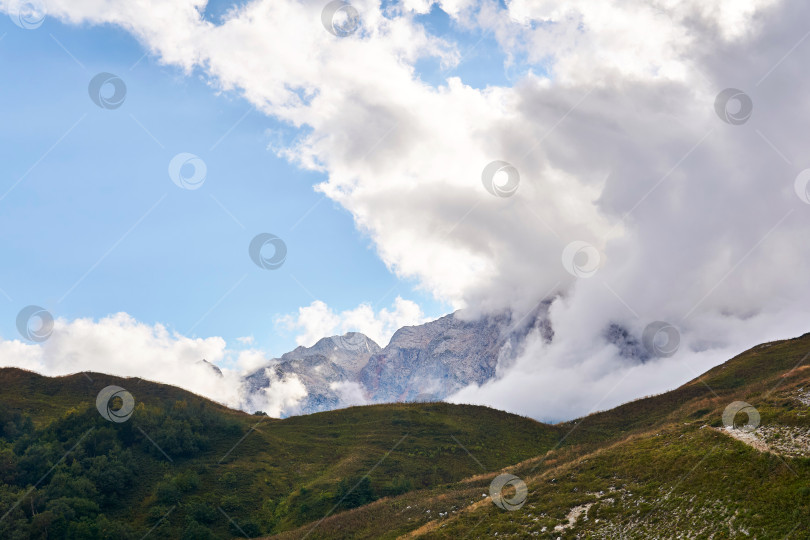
[0,6,513,359]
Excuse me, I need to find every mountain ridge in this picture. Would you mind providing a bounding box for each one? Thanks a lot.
[245,305,552,416]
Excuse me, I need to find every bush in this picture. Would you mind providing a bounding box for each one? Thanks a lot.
[182,521,215,540]
[187,500,218,524]
[220,494,242,512]
[381,475,413,497]
[337,476,377,509]
[229,518,261,537]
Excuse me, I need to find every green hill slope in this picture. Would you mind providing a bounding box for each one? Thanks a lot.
[3,332,810,539]
[266,333,810,539]
[0,368,561,539]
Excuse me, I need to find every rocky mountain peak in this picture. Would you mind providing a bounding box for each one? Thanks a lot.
[243,303,554,416]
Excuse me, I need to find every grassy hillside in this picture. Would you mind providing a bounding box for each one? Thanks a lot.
[266,333,810,539]
[3,332,810,539]
[0,368,561,539]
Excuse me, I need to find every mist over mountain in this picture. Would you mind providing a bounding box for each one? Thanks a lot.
[242,304,553,416]
[243,332,382,415]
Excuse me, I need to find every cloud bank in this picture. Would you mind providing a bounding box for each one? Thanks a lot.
[0,298,423,417]
[4,0,810,419]
[0,312,248,407]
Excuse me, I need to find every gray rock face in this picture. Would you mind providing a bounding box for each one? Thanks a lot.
[358,307,551,402]
[604,323,651,363]
[244,332,381,415]
[243,305,552,416]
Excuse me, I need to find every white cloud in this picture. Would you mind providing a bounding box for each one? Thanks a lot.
[235,348,269,373]
[494,0,779,84]
[0,313,306,417]
[450,307,810,421]
[277,300,341,347]
[243,368,308,417]
[329,380,369,408]
[278,296,428,347]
